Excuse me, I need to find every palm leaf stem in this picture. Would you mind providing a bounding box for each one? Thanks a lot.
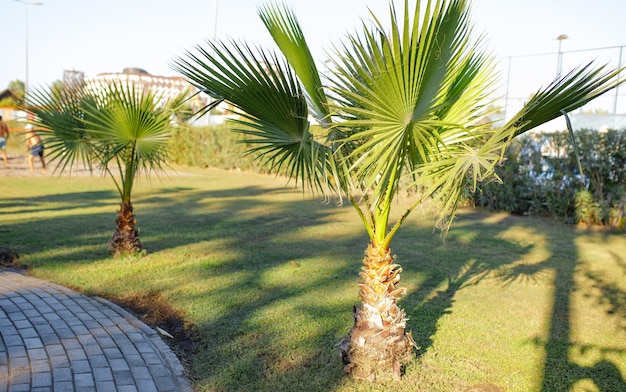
[350,197,375,241]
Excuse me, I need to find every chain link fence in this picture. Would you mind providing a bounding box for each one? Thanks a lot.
[493,45,626,130]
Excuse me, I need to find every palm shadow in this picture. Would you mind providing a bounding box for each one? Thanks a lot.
[537,229,626,392]
[3,179,625,391]
[397,209,625,391]
[395,210,525,357]
[1,180,364,390]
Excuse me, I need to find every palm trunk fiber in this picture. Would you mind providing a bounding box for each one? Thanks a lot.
[108,200,142,257]
[338,244,417,381]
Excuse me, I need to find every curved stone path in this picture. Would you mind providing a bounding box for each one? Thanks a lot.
[0,268,193,392]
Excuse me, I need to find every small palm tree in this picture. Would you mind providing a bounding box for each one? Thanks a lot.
[27,81,186,257]
[174,0,624,381]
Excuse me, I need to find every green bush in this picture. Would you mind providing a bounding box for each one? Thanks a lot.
[168,122,328,176]
[167,123,262,171]
[472,129,626,229]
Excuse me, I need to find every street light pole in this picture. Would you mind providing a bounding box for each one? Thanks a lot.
[15,0,44,106]
[556,34,568,78]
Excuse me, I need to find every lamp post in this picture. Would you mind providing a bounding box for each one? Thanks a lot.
[556,34,568,78]
[15,0,44,106]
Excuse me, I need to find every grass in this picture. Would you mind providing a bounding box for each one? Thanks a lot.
[1,166,625,391]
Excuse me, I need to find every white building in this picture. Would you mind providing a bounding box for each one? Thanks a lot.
[83,67,206,112]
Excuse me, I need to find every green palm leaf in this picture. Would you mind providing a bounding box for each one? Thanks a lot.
[174,34,334,192]
[28,83,97,174]
[29,80,185,199]
[507,62,624,136]
[325,0,488,243]
[259,3,331,126]
[28,79,186,256]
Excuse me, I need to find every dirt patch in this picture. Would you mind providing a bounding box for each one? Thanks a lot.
[0,248,20,267]
[103,290,198,374]
[0,154,51,177]
[1,153,193,178]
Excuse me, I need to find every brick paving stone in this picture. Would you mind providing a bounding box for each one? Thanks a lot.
[8,382,31,392]
[52,367,72,382]
[131,366,153,380]
[0,268,192,392]
[53,380,75,391]
[114,369,135,385]
[136,379,159,392]
[31,371,52,388]
[93,366,114,382]
[89,355,108,368]
[71,359,92,373]
[96,380,117,391]
[30,359,50,373]
[126,354,147,367]
[45,344,65,357]
[103,347,124,359]
[118,385,139,392]
[49,354,70,368]
[74,372,95,388]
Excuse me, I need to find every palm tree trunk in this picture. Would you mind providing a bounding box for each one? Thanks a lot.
[108,199,142,257]
[338,243,417,381]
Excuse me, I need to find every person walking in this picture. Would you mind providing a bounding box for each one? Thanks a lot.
[0,115,9,167]
[24,124,46,173]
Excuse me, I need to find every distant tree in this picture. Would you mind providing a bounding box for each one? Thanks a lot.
[0,80,25,107]
[27,81,187,257]
[8,80,25,106]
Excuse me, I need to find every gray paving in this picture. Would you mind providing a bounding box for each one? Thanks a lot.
[0,268,193,392]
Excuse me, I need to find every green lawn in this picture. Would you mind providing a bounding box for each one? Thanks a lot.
[1,166,625,391]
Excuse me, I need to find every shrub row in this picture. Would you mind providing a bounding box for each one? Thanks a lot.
[471,129,626,229]
[168,125,626,229]
[167,123,262,172]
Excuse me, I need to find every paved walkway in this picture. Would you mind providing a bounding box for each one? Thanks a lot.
[0,268,193,392]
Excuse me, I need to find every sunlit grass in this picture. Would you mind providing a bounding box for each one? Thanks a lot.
[2,165,625,391]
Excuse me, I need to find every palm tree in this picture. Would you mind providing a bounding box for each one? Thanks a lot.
[27,81,186,257]
[174,0,624,381]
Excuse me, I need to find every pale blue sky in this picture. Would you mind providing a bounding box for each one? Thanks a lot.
[3,0,626,112]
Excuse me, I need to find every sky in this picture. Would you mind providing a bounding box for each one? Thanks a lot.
[3,0,626,115]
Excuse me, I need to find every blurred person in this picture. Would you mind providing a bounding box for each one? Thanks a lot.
[24,124,46,173]
[0,115,9,167]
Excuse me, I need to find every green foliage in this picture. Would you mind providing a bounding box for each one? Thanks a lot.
[3,171,626,391]
[3,80,25,106]
[28,81,186,200]
[167,122,332,174]
[175,0,624,244]
[167,123,262,171]
[575,189,605,225]
[472,129,626,229]
[0,98,15,107]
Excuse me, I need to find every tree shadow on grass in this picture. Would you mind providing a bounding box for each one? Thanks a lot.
[0,189,118,214]
[135,196,366,391]
[537,230,626,392]
[3,178,625,391]
[394,209,626,391]
[394,210,525,359]
[0,184,291,263]
[1,179,364,390]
